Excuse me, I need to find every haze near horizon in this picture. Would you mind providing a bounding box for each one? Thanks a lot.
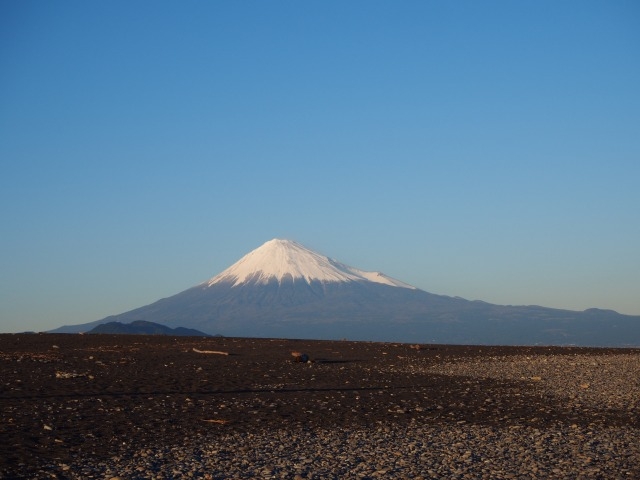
[1,1,639,333]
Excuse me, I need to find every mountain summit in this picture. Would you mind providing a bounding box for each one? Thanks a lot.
[51,239,640,346]
[205,238,415,289]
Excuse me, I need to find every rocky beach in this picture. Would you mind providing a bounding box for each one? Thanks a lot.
[1,333,639,479]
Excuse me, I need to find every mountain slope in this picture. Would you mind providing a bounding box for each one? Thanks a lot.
[51,239,640,346]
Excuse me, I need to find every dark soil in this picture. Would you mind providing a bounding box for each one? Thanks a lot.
[1,333,637,478]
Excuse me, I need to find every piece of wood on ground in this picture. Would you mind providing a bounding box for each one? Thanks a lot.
[192,348,229,355]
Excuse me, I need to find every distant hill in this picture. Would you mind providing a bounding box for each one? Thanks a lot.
[88,320,211,337]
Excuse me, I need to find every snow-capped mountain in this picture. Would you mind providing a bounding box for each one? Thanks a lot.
[52,239,640,346]
[204,238,415,289]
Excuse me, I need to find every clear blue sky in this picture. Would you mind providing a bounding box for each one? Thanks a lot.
[1,1,639,333]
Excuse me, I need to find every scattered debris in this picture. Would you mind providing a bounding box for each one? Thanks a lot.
[291,351,310,363]
[55,371,86,379]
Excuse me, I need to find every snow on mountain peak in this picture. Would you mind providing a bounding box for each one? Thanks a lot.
[204,238,415,289]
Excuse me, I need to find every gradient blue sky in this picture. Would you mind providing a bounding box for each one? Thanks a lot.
[1,1,639,333]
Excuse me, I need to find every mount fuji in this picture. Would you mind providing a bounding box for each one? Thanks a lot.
[52,239,640,346]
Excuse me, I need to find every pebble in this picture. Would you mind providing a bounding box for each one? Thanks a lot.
[43,420,639,479]
[7,349,640,479]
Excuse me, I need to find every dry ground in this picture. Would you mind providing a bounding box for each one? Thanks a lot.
[1,333,638,478]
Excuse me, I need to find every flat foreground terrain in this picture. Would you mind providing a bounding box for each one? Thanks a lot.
[1,334,639,479]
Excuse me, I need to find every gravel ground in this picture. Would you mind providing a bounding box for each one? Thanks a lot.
[1,334,638,479]
[414,352,640,411]
[53,423,640,480]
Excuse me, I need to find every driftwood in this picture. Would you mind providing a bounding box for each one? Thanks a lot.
[192,348,229,355]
